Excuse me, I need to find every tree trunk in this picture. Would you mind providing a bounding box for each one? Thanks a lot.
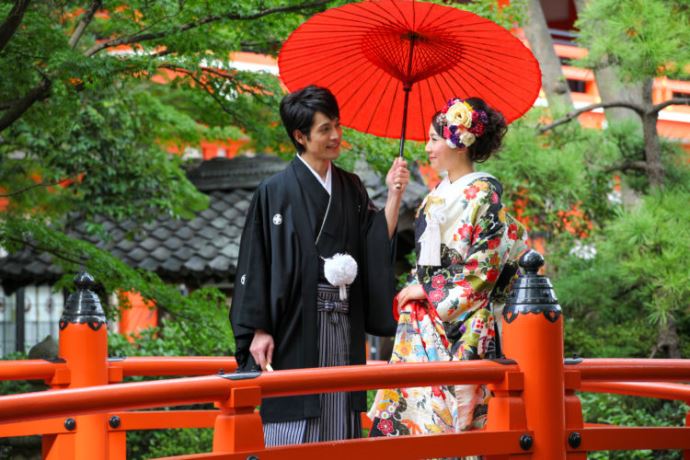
[593,66,645,128]
[523,0,573,115]
[574,0,644,129]
[652,318,681,359]
[593,66,646,205]
[0,0,31,54]
[641,79,665,188]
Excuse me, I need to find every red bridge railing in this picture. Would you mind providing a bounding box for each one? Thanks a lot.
[0,252,688,459]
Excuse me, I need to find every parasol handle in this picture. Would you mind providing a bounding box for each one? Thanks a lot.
[395,85,411,189]
[398,86,411,159]
[398,31,416,160]
[396,32,417,189]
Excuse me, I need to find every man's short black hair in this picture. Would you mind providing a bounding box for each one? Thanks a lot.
[279,85,340,154]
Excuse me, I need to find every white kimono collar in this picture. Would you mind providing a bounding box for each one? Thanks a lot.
[296,154,332,195]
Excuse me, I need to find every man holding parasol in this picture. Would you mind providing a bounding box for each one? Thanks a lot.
[230,85,410,445]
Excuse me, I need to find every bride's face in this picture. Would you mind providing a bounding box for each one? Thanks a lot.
[425,124,459,173]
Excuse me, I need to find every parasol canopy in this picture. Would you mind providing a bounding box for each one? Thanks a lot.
[279,0,541,153]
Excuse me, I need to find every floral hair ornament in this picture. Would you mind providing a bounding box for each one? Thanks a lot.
[438,98,489,149]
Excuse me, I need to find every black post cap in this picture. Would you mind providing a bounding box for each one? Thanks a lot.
[503,250,561,324]
[59,272,107,331]
[520,249,544,275]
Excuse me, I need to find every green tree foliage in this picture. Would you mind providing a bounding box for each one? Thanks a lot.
[484,111,620,236]
[580,393,688,460]
[576,0,690,82]
[551,0,690,365]
[571,0,690,189]
[0,4,312,454]
[556,175,690,355]
[0,0,331,355]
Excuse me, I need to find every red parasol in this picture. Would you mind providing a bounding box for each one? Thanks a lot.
[279,0,541,156]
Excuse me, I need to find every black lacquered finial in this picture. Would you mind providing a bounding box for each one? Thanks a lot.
[519,250,544,275]
[73,272,96,290]
[503,250,561,324]
[59,272,107,331]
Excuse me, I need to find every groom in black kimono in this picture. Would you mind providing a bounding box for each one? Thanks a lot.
[230,85,409,445]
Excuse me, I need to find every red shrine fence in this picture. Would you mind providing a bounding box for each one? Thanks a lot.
[0,254,689,459]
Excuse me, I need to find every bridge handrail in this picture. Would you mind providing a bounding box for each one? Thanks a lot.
[3,258,688,459]
[0,360,67,381]
[0,360,518,424]
[0,357,239,381]
[580,381,690,402]
[112,356,238,377]
[574,358,690,381]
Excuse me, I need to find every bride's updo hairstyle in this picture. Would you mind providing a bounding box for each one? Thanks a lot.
[431,97,507,163]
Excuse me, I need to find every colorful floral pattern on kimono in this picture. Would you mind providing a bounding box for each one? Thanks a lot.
[369,175,528,437]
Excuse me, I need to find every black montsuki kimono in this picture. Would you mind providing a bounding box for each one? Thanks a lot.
[230,157,397,423]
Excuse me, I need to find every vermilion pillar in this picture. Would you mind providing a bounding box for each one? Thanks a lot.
[212,378,264,454]
[685,411,690,460]
[45,273,108,460]
[502,251,566,460]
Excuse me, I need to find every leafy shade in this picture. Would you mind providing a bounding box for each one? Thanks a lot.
[481,108,619,237]
[576,0,690,81]
[554,183,690,361]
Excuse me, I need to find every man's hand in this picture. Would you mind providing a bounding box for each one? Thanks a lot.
[249,329,274,371]
[384,157,410,238]
[386,157,410,195]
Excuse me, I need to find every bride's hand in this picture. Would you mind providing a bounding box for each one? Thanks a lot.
[397,284,426,309]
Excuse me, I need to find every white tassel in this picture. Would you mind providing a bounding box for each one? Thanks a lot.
[323,253,358,300]
[418,209,446,266]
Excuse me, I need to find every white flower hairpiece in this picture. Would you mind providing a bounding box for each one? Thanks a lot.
[439,98,489,149]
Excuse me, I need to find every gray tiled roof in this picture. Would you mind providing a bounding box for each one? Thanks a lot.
[0,154,425,293]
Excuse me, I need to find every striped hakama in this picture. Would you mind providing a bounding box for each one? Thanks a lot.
[264,283,361,446]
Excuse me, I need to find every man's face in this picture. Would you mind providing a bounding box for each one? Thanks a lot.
[295,111,342,161]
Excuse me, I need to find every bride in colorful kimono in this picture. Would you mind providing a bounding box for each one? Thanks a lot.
[369,97,528,440]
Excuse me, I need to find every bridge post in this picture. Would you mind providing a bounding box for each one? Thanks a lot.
[685,411,690,460]
[44,273,109,460]
[212,382,264,454]
[502,250,566,460]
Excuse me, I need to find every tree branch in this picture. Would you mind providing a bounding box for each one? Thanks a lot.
[149,48,173,58]
[0,0,31,53]
[538,101,645,134]
[0,179,71,198]
[84,0,331,57]
[159,63,232,80]
[4,235,89,267]
[603,160,649,174]
[0,72,51,133]
[160,64,238,118]
[0,100,18,110]
[648,97,690,115]
[240,39,282,52]
[68,0,102,48]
